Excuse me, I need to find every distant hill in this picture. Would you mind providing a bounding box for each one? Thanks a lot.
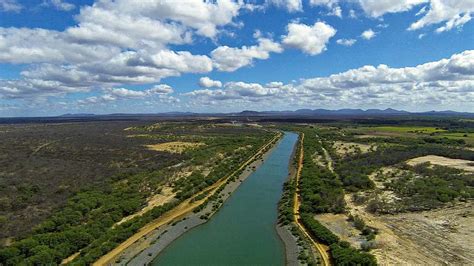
[231,108,472,117]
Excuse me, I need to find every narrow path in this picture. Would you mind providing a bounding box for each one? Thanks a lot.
[293,133,331,266]
[321,146,334,174]
[93,132,282,266]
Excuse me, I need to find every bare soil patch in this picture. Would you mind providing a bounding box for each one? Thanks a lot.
[333,141,375,157]
[116,186,176,226]
[345,192,474,265]
[407,155,474,172]
[315,213,365,249]
[146,142,205,154]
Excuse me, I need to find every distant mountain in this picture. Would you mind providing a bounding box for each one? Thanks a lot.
[232,108,472,117]
[59,113,96,117]
[56,108,473,119]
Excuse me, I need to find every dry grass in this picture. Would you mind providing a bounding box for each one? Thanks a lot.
[145,141,205,154]
[407,155,474,172]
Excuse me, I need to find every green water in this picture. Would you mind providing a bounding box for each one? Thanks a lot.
[152,132,298,266]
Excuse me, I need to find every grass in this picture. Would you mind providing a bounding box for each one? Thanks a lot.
[366,126,446,133]
[437,132,474,145]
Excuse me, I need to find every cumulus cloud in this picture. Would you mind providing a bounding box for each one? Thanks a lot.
[185,50,474,110]
[74,84,176,107]
[211,36,283,71]
[0,0,22,12]
[282,22,336,55]
[105,85,174,99]
[361,29,376,40]
[79,0,242,39]
[0,0,245,99]
[336,38,357,46]
[266,0,303,12]
[199,77,223,88]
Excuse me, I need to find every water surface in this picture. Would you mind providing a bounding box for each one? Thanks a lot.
[153,132,298,266]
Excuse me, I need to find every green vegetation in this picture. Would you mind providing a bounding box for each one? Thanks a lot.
[281,119,472,265]
[298,129,345,214]
[378,164,474,212]
[300,214,376,265]
[367,126,446,133]
[0,122,275,264]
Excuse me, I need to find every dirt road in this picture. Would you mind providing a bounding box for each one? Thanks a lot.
[293,133,331,266]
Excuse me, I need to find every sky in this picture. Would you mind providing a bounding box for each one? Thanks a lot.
[0,0,473,116]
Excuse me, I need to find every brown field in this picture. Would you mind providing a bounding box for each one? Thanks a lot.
[146,141,205,154]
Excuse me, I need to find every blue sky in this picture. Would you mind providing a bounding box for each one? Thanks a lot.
[0,0,473,116]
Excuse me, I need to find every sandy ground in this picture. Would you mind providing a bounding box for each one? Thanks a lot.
[345,192,474,265]
[116,186,176,226]
[102,134,284,265]
[407,155,474,172]
[145,141,205,154]
[315,213,365,249]
[333,141,374,157]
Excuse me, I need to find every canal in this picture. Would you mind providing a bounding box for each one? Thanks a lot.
[152,132,298,265]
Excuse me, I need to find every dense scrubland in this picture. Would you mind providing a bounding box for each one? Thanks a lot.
[278,118,473,265]
[0,121,274,265]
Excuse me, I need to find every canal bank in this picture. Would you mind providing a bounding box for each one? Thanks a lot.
[150,132,298,265]
[109,132,287,265]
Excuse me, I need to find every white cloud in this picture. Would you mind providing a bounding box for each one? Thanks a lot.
[282,22,336,55]
[349,9,357,18]
[336,38,357,46]
[266,0,303,12]
[358,0,428,17]
[81,0,243,39]
[310,0,342,17]
[186,50,474,111]
[0,0,22,12]
[308,0,473,33]
[409,1,474,32]
[361,29,376,40]
[0,28,120,64]
[356,0,474,33]
[199,77,223,88]
[44,0,75,11]
[105,85,174,99]
[0,0,243,99]
[328,6,342,17]
[211,37,283,72]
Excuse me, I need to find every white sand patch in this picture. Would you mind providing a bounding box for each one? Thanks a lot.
[407,155,474,172]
